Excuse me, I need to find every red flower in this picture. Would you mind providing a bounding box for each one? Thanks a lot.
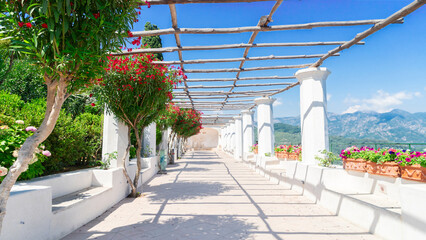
[89,94,93,97]
[93,13,100,19]
[18,22,24,27]
[25,22,32,28]
[91,103,95,107]
[41,23,48,29]
[127,31,133,37]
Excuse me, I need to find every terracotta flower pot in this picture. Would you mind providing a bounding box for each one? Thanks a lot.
[365,161,378,174]
[400,164,426,182]
[367,161,400,178]
[275,152,286,159]
[253,149,258,154]
[289,153,299,161]
[343,158,367,172]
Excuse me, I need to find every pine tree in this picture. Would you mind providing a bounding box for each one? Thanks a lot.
[142,22,164,61]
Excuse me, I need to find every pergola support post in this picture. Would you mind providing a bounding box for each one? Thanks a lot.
[295,67,331,165]
[229,120,235,154]
[241,110,254,160]
[233,116,243,160]
[143,122,156,158]
[102,111,129,168]
[254,97,276,158]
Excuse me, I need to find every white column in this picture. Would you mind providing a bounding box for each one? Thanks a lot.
[229,120,235,154]
[102,111,129,168]
[142,122,156,157]
[224,124,229,152]
[242,110,254,158]
[254,97,276,157]
[233,116,243,160]
[295,67,330,165]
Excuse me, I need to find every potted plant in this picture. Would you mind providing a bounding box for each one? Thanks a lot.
[275,145,287,159]
[398,151,426,182]
[250,144,258,154]
[288,145,301,160]
[340,146,367,172]
[373,149,401,178]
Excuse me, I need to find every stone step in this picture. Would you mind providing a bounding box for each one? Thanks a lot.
[52,186,112,214]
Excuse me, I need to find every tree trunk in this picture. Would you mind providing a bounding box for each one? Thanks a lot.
[130,127,144,197]
[122,127,137,198]
[0,77,68,233]
[168,132,176,164]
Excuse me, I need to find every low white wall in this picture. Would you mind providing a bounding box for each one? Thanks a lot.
[244,157,426,240]
[1,156,159,240]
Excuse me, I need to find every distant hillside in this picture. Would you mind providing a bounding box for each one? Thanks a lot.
[275,109,426,143]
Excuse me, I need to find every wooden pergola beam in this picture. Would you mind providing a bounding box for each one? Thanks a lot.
[148,0,274,5]
[186,75,296,82]
[151,53,340,65]
[176,82,294,89]
[111,41,365,55]
[131,19,403,37]
[169,4,194,108]
[184,63,311,73]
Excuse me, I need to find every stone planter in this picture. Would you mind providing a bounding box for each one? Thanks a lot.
[288,153,299,161]
[401,164,426,182]
[343,158,366,172]
[366,161,400,178]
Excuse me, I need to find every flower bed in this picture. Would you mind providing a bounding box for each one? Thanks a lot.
[340,146,426,182]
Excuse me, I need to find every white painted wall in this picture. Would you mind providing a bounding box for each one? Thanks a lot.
[186,127,219,150]
[244,157,426,240]
[1,157,159,240]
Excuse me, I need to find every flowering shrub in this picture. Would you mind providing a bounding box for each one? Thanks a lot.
[0,118,48,182]
[340,146,426,166]
[158,104,203,163]
[97,53,183,197]
[274,145,287,152]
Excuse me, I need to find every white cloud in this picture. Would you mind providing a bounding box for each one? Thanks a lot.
[327,94,332,101]
[342,90,422,114]
[273,99,283,107]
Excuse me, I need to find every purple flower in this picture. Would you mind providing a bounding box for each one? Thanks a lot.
[42,150,51,157]
[25,126,37,132]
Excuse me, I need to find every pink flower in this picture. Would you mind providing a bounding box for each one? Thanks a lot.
[25,126,37,132]
[91,103,95,107]
[42,150,51,157]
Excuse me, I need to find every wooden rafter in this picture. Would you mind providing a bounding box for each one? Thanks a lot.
[148,0,274,5]
[184,63,311,73]
[151,53,340,65]
[186,76,296,82]
[111,41,365,55]
[131,19,403,37]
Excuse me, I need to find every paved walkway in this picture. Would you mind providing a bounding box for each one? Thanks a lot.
[64,151,378,240]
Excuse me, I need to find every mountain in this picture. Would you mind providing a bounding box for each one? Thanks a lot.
[275,109,426,143]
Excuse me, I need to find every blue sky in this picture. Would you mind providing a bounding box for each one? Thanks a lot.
[133,0,426,117]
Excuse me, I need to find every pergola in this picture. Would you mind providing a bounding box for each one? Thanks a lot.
[110,0,425,162]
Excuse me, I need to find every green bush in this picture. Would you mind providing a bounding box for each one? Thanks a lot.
[0,117,47,182]
[0,60,46,102]
[0,90,24,115]
[7,95,103,176]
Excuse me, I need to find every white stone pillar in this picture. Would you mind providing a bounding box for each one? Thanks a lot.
[233,116,243,160]
[295,67,330,165]
[142,122,156,157]
[254,97,276,157]
[229,120,235,154]
[102,111,129,168]
[242,110,254,158]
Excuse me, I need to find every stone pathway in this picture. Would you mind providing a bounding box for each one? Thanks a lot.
[64,151,379,240]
